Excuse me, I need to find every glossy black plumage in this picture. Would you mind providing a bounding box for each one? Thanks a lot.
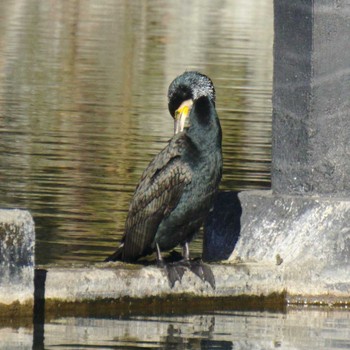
[105,71,222,267]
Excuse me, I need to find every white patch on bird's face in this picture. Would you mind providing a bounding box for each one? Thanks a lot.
[191,75,215,102]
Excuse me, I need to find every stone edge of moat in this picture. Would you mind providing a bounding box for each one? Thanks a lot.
[1,192,349,314]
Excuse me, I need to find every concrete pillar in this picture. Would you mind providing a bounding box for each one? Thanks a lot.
[272,0,350,196]
[0,210,35,308]
[204,0,350,297]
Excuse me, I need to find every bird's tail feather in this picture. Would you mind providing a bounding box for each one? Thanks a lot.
[104,247,123,262]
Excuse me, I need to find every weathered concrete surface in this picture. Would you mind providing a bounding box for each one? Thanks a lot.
[227,190,350,300]
[0,209,35,306]
[272,1,350,196]
[38,263,284,302]
[36,254,349,306]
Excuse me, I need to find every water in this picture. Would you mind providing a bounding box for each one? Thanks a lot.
[1,308,349,349]
[41,310,350,350]
[0,0,272,265]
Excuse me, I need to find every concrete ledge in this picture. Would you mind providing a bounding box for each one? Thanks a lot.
[204,190,350,303]
[1,193,349,310]
[230,191,350,300]
[230,190,350,280]
[35,260,350,306]
[231,190,350,267]
[0,209,35,307]
[37,263,282,301]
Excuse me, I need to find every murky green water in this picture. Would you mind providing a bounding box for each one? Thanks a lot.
[0,0,272,265]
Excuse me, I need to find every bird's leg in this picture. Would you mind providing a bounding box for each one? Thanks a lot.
[156,243,164,267]
[156,243,185,288]
[182,242,190,261]
[181,242,216,289]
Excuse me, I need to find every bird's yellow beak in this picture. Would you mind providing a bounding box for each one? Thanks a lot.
[174,99,193,134]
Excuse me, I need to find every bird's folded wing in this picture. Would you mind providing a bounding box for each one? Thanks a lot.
[122,139,192,260]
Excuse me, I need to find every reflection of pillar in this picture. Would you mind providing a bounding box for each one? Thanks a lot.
[204,0,350,299]
[272,0,350,196]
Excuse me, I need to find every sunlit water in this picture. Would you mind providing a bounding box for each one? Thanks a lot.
[0,0,272,265]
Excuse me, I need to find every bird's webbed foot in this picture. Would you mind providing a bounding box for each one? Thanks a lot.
[166,262,186,288]
[156,244,216,289]
[157,244,186,288]
[158,258,215,289]
[187,258,216,289]
[157,257,186,288]
[179,243,216,289]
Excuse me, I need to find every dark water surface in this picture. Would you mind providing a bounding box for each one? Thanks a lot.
[0,0,272,265]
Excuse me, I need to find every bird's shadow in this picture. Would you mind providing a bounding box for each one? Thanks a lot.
[203,191,242,262]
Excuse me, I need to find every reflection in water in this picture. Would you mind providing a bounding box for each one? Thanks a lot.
[24,310,347,349]
[0,0,272,265]
[0,308,349,349]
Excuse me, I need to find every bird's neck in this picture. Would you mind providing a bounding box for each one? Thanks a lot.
[187,118,222,152]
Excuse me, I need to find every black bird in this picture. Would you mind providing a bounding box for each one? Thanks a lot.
[105,71,222,287]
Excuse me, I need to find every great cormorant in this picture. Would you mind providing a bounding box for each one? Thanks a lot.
[105,71,222,287]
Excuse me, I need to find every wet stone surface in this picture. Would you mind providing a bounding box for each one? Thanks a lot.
[0,210,35,306]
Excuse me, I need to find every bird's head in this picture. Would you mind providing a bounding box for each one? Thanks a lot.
[168,71,216,134]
